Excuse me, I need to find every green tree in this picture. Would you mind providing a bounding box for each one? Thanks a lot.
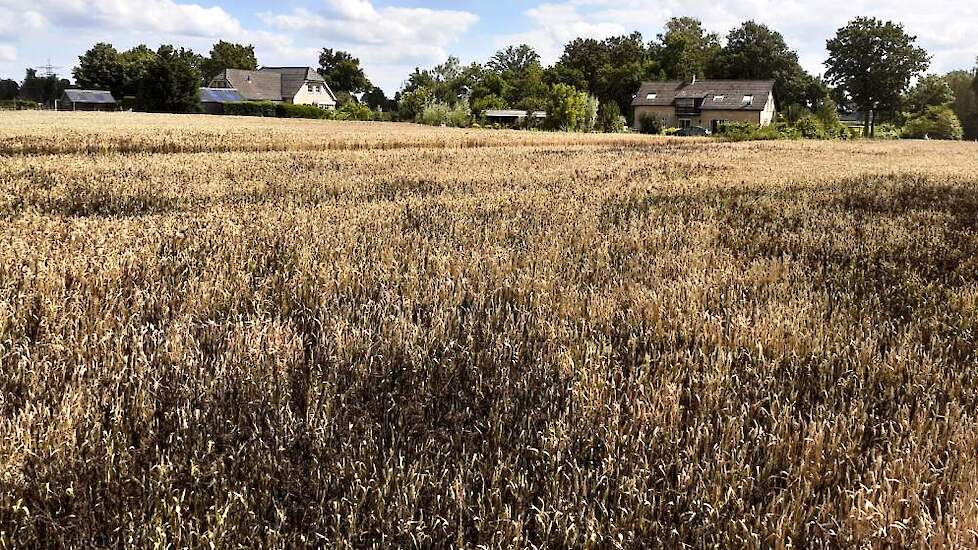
[597,33,655,116]
[544,83,588,131]
[651,17,720,80]
[362,86,393,111]
[597,101,625,133]
[137,45,202,113]
[0,78,18,100]
[903,105,964,139]
[119,45,158,99]
[200,41,257,83]
[487,45,540,74]
[904,74,954,113]
[549,38,610,95]
[73,43,125,98]
[318,49,372,96]
[825,17,930,136]
[946,67,978,139]
[709,21,816,108]
[19,69,69,105]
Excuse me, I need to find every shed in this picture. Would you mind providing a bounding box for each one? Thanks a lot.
[484,109,547,126]
[199,87,245,114]
[59,90,117,111]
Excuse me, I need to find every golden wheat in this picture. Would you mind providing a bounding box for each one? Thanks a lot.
[2,111,978,548]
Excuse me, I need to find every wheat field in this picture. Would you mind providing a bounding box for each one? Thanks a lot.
[2,111,978,548]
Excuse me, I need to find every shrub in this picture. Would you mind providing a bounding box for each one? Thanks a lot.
[224,101,277,117]
[445,100,471,128]
[338,102,375,121]
[638,113,662,134]
[598,102,625,133]
[544,83,589,132]
[795,114,828,139]
[420,102,450,126]
[0,99,40,110]
[903,105,964,140]
[276,103,333,119]
[874,123,901,140]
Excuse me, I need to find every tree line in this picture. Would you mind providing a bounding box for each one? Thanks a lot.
[1,15,975,138]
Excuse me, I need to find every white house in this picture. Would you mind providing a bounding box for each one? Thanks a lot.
[209,67,337,109]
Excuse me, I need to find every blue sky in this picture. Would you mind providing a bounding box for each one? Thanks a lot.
[1,0,976,94]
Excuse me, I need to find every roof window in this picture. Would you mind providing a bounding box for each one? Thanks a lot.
[742,95,754,105]
[646,93,657,100]
[713,95,725,101]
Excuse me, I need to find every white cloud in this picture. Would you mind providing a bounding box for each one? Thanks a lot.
[0,0,241,38]
[0,44,15,62]
[258,0,479,92]
[260,0,478,65]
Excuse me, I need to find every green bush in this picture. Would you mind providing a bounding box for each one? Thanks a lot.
[276,103,333,119]
[873,123,901,140]
[795,114,828,139]
[0,99,40,110]
[717,122,797,142]
[446,100,471,128]
[337,102,375,121]
[224,101,277,117]
[420,102,450,126]
[638,113,662,134]
[598,102,625,133]
[903,105,964,140]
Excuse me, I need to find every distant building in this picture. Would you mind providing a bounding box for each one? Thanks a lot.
[632,79,776,133]
[199,87,245,114]
[59,89,117,111]
[484,109,546,126]
[209,67,337,109]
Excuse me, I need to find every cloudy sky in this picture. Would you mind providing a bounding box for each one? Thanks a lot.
[0,0,975,94]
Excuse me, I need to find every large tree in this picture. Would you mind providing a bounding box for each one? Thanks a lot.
[946,62,978,139]
[709,21,818,108]
[317,49,371,96]
[19,69,70,105]
[200,41,258,83]
[549,38,610,95]
[118,45,158,98]
[825,17,929,136]
[487,44,540,74]
[904,74,954,114]
[137,45,202,113]
[597,33,655,116]
[73,43,125,98]
[651,17,720,80]
[0,78,18,100]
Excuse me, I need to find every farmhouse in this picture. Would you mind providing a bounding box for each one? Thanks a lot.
[632,79,775,133]
[58,89,117,111]
[209,67,337,109]
[484,109,547,126]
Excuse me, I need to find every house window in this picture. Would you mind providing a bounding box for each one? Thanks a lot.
[646,93,657,100]
[743,95,754,105]
[679,119,692,129]
[713,95,725,101]
[308,84,314,92]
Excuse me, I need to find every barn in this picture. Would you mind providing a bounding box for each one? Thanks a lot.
[199,87,245,114]
[59,90,117,111]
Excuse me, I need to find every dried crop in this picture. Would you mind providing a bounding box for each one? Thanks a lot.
[2,111,978,548]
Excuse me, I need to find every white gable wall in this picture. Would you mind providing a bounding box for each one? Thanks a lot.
[291,82,337,109]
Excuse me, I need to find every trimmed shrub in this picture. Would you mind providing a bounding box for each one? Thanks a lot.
[276,103,333,119]
[224,101,277,117]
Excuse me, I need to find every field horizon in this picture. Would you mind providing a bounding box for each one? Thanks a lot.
[2,112,978,548]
